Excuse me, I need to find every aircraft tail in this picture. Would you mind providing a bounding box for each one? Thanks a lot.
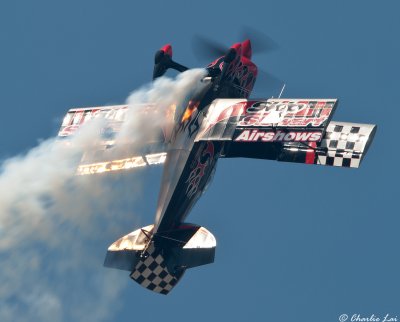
[104,223,216,295]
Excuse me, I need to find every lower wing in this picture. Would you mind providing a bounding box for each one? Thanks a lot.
[58,104,170,175]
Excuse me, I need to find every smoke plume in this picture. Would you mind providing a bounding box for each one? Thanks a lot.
[0,69,206,322]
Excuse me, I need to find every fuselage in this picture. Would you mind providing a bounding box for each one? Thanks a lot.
[153,78,216,233]
[153,43,258,235]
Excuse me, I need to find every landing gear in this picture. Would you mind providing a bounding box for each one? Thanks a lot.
[138,228,153,258]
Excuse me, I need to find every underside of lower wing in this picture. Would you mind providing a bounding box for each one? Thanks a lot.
[222,121,376,168]
[196,98,377,168]
[58,104,171,174]
[76,150,167,175]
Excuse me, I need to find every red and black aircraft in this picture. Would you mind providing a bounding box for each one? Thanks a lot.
[59,39,376,295]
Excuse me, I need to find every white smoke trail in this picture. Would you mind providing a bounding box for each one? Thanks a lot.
[0,69,206,322]
[119,68,207,144]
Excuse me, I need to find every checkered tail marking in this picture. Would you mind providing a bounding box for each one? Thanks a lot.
[130,244,185,295]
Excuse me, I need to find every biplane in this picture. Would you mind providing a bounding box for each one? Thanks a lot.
[58,39,376,294]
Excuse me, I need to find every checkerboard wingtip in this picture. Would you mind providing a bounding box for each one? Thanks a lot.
[316,121,377,168]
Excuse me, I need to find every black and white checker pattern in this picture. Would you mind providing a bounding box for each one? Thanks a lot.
[317,150,361,168]
[316,121,375,168]
[130,244,184,295]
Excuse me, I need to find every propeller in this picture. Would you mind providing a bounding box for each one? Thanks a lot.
[240,26,279,55]
[192,35,227,62]
[192,26,279,62]
[192,27,283,95]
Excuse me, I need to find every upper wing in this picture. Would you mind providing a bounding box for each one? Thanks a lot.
[58,105,170,175]
[196,98,376,168]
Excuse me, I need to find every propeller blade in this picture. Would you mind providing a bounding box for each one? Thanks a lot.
[192,27,278,63]
[240,26,279,55]
[254,69,285,95]
[191,29,283,96]
[192,35,228,62]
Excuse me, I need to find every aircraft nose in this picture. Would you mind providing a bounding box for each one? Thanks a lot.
[242,39,252,59]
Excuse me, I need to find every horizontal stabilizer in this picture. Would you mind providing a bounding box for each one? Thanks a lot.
[104,223,216,295]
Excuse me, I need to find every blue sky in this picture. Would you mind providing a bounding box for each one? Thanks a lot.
[0,1,399,322]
